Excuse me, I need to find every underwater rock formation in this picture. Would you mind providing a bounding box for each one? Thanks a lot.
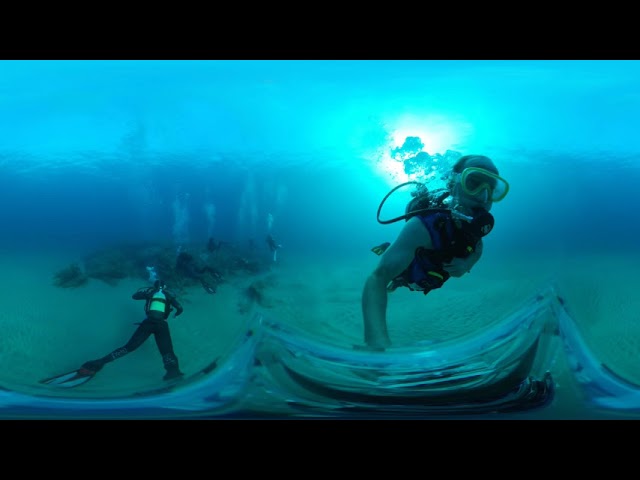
[53,239,273,294]
[52,263,89,288]
[83,248,131,286]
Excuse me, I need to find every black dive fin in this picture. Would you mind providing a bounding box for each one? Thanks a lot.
[39,367,97,388]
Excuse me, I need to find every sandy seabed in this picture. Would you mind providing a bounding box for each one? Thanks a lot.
[1,246,639,419]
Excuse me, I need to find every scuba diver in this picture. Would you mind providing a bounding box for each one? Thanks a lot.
[266,234,282,262]
[361,154,510,350]
[41,280,185,387]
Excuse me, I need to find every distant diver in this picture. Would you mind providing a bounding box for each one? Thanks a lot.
[266,234,282,262]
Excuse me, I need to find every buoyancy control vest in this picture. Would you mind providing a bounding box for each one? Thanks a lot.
[390,189,495,294]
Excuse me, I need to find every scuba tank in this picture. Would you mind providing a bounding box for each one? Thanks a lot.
[148,286,167,313]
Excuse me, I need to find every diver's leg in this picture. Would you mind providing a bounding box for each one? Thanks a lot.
[154,321,183,380]
[82,321,152,372]
[362,273,391,349]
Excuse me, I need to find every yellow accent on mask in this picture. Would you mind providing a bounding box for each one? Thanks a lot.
[460,167,509,202]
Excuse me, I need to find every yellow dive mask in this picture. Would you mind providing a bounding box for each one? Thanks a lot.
[459,167,509,202]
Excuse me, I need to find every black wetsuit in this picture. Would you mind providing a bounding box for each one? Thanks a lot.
[266,235,279,252]
[82,286,185,380]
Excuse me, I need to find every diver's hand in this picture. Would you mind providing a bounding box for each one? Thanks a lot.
[443,257,471,277]
[174,310,183,318]
[444,250,481,277]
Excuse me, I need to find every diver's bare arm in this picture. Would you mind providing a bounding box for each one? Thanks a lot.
[362,217,432,349]
[362,272,391,349]
[132,291,149,300]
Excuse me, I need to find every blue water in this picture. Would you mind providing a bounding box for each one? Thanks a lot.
[1,60,639,418]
